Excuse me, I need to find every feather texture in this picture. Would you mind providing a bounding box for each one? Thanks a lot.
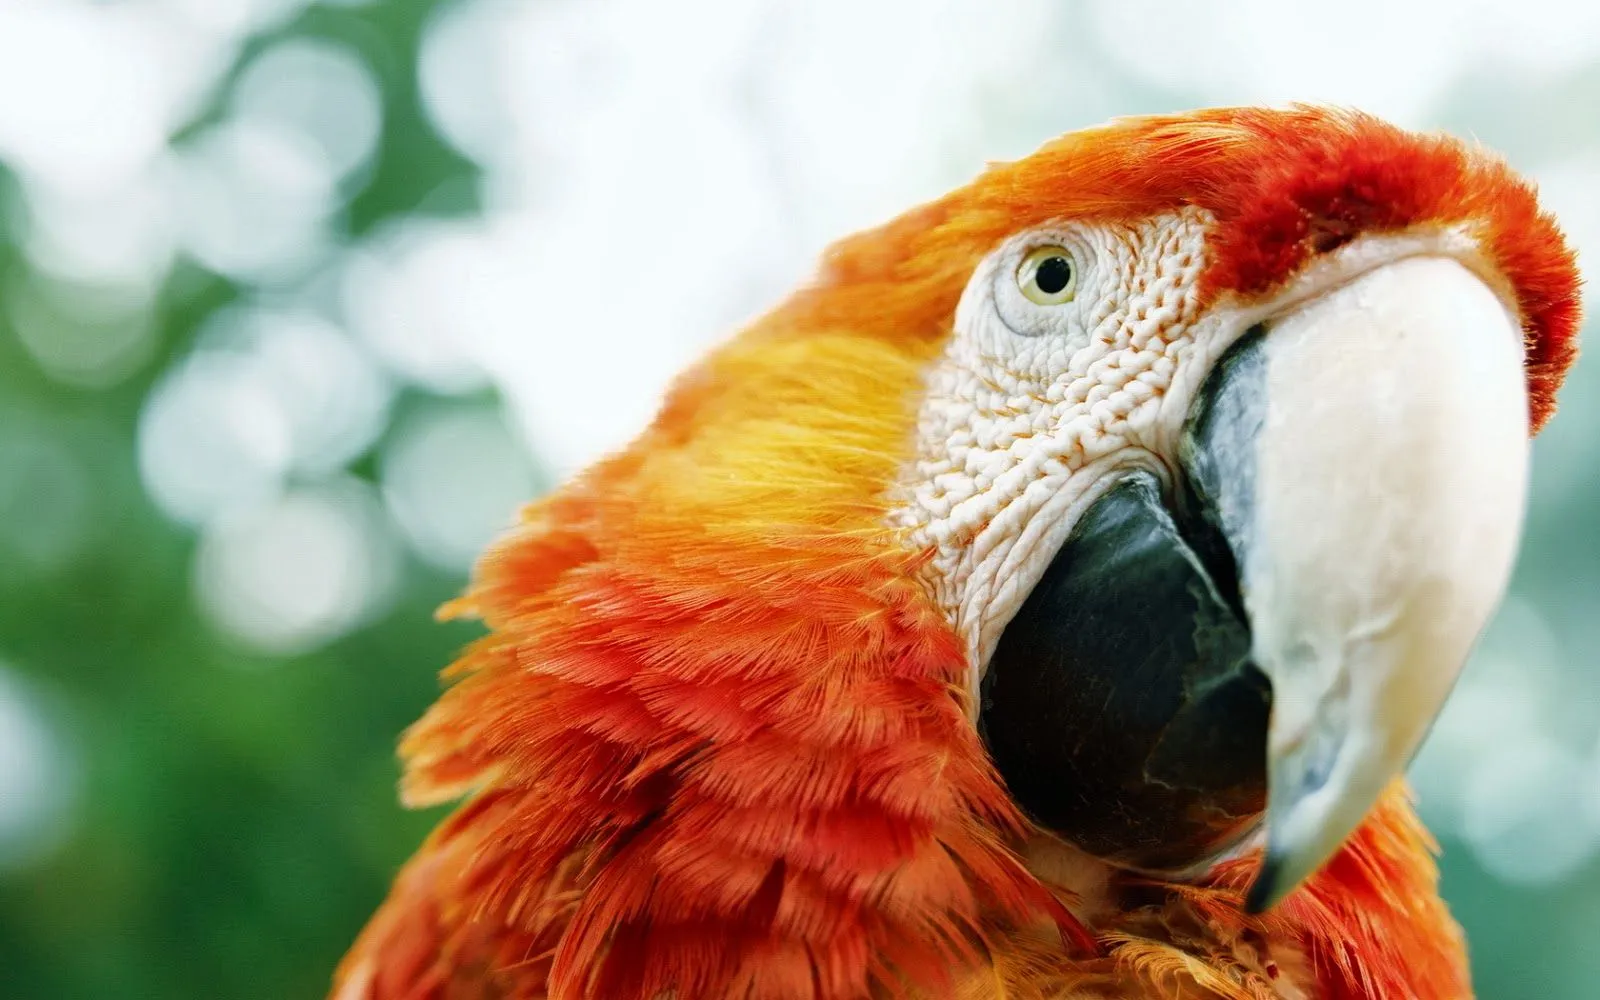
[334,106,1580,1000]
[339,332,1087,999]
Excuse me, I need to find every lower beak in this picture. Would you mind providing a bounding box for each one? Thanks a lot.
[1184,255,1531,910]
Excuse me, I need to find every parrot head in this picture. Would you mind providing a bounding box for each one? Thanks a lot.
[341,106,1581,1000]
[892,107,1578,910]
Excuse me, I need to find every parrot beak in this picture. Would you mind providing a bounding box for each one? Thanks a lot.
[980,252,1533,904]
[1181,255,1532,912]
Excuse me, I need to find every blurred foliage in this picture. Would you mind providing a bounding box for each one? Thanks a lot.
[0,3,479,998]
[0,2,1596,1000]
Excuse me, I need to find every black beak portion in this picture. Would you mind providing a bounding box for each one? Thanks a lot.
[979,447,1270,872]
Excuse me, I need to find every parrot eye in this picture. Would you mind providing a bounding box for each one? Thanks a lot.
[1017,246,1077,305]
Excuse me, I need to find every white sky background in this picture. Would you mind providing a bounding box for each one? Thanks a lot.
[0,0,1598,889]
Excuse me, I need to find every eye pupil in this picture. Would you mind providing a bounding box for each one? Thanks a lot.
[1013,244,1078,310]
[1034,255,1073,295]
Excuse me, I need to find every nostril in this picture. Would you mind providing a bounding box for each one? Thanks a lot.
[1307,214,1359,255]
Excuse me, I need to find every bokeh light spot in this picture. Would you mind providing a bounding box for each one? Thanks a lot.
[138,350,294,526]
[381,404,543,572]
[194,482,399,656]
[231,38,383,183]
[175,118,336,284]
[0,666,77,871]
[200,307,394,475]
[7,272,159,389]
[340,219,494,394]
[1462,737,1599,886]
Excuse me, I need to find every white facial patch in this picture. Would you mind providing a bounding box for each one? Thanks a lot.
[889,208,1217,702]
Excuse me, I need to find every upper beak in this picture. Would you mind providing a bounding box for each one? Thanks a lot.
[1184,255,1532,911]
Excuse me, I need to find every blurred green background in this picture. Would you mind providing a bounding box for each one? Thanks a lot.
[0,1,1596,998]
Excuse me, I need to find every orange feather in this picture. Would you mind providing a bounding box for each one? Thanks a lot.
[334,106,1580,1000]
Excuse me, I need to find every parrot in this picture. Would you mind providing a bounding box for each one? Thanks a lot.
[332,105,1582,1000]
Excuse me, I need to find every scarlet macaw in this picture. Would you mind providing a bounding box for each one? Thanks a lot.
[333,106,1582,999]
